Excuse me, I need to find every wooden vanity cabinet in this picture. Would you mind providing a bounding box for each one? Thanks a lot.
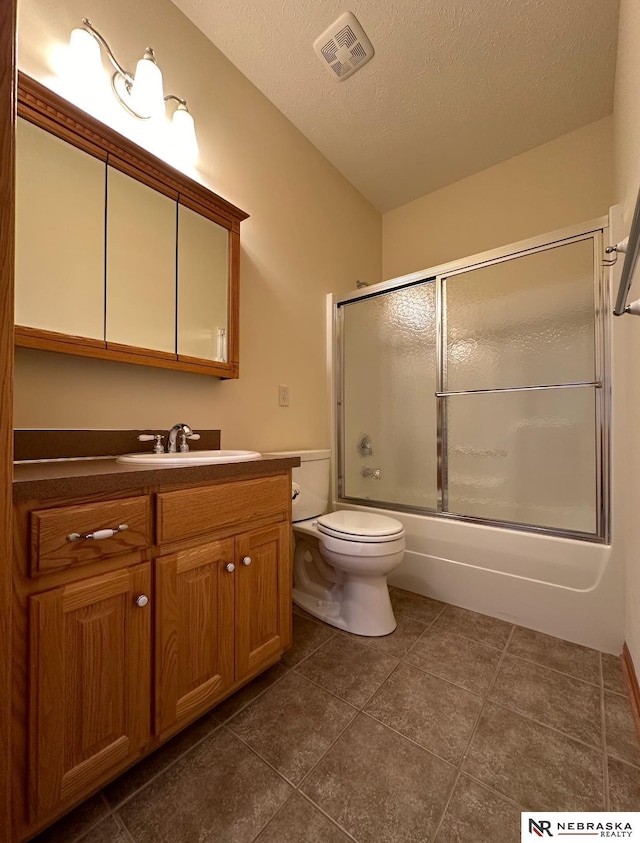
[235,523,290,679]
[28,564,151,820]
[155,539,235,736]
[154,477,292,737]
[12,468,293,842]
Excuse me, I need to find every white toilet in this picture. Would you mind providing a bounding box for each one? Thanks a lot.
[268,450,406,636]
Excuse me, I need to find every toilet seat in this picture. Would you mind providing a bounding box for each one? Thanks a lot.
[316,510,404,543]
[319,532,406,557]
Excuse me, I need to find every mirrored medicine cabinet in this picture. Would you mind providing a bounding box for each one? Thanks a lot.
[14,73,248,378]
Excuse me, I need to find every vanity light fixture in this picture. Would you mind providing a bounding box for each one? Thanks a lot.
[69,19,199,162]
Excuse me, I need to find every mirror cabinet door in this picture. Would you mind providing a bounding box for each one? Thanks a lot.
[16,75,247,377]
[15,118,106,340]
[177,204,229,363]
[106,167,177,354]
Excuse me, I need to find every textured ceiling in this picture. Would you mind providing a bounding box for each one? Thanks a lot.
[170,0,619,212]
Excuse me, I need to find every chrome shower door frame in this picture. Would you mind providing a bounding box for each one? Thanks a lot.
[335,217,610,543]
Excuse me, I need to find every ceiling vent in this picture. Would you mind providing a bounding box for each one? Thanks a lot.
[313,12,375,82]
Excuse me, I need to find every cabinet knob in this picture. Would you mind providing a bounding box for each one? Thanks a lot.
[242,556,252,566]
[135,594,149,608]
[226,562,235,573]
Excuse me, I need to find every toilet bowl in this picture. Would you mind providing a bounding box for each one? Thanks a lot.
[265,450,405,636]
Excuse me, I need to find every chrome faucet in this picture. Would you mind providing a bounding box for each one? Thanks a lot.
[167,423,193,453]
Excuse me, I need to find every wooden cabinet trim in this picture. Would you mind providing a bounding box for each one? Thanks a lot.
[61,568,131,612]
[0,1,16,838]
[17,75,248,223]
[157,475,290,546]
[15,326,239,380]
[30,496,151,577]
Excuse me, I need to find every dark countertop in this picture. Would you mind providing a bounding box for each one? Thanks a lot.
[13,456,300,502]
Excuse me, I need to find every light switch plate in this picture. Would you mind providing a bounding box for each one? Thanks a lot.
[278,384,290,407]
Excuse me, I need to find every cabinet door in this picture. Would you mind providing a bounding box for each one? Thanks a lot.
[155,540,234,736]
[106,166,177,353]
[28,565,151,820]
[177,203,229,362]
[236,523,291,680]
[15,117,106,340]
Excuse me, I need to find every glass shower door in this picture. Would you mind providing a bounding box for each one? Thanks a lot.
[340,281,438,509]
[440,236,600,535]
[337,227,606,540]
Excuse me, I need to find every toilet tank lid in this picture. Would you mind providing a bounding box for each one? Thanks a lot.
[264,449,330,462]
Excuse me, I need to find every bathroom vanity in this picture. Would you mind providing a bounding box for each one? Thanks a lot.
[10,452,298,841]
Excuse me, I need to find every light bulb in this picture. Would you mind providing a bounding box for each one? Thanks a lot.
[129,50,165,119]
[172,104,199,165]
[68,27,102,75]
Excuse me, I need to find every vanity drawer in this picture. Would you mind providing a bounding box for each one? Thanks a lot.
[30,496,152,576]
[157,475,289,545]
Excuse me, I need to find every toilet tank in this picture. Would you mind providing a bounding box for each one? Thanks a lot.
[264,450,330,522]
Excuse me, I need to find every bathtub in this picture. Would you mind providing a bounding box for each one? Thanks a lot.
[336,503,624,654]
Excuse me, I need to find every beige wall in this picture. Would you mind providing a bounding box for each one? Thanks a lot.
[613,0,640,666]
[15,0,381,451]
[382,117,614,281]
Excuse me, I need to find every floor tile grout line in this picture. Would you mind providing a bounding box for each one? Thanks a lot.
[603,686,632,699]
[599,652,611,810]
[293,706,365,795]
[606,749,640,770]
[356,662,404,711]
[112,811,137,843]
[288,666,368,713]
[217,665,293,725]
[107,669,298,813]
[284,629,340,672]
[361,708,464,770]
[295,791,360,842]
[366,658,485,708]
[224,684,362,788]
[403,620,511,659]
[68,804,118,843]
[428,624,517,843]
[394,604,449,648]
[337,623,430,659]
[247,790,299,843]
[102,719,226,814]
[502,650,602,688]
[223,723,306,788]
[393,605,447,631]
[294,710,465,842]
[399,652,497,697]
[60,788,134,843]
[487,698,603,753]
[460,770,527,810]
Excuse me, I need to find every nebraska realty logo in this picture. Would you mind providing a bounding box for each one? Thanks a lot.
[522,813,640,840]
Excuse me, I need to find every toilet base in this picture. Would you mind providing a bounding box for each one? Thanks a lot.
[293,574,397,637]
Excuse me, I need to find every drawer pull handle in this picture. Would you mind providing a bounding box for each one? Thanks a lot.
[242,556,252,566]
[135,594,149,608]
[67,524,129,542]
[225,562,235,573]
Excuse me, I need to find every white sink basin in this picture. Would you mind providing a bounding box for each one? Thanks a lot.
[117,450,262,467]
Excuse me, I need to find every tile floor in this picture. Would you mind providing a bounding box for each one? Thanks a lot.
[34,588,640,843]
